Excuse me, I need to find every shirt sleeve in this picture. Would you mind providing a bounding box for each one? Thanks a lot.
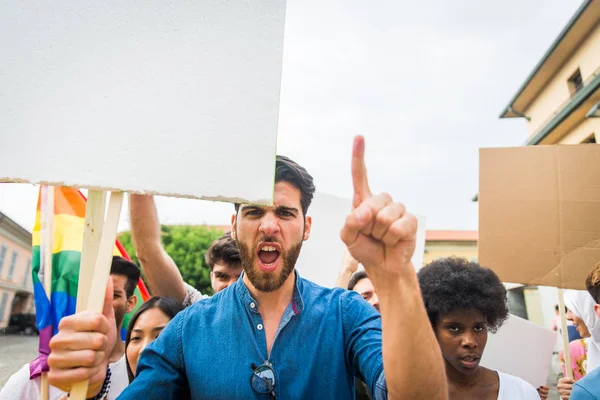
[341,291,387,400]
[182,282,208,307]
[0,363,43,400]
[571,382,599,400]
[118,310,190,399]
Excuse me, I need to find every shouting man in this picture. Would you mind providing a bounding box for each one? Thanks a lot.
[48,136,447,399]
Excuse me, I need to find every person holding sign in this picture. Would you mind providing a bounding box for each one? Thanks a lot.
[46,136,447,398]
[418,257,539,399]
[1,257,140,400]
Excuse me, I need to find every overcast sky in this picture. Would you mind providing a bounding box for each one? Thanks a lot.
[0,0,583,233]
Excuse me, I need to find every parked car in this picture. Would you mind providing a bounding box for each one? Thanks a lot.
[6,313,39,335]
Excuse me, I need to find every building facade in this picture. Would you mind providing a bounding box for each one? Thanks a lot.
[0,211,34,330]
[496,1,600,329]
[423,230,478,265]
[500,0,600,145]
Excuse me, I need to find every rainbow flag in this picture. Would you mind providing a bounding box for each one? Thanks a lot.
[29,187,150,379]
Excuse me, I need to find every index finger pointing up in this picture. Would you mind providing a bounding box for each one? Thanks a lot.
[352,135,371,208]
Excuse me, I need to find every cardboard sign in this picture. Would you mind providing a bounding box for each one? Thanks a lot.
[297,192,426,287]
[479,145,600,289]
[0,1,286,204]
[481,314,556,387]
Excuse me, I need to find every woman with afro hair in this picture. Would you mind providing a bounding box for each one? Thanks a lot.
[418,257,539,399]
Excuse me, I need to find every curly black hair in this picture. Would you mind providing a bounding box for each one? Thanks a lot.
[417,257,509,333]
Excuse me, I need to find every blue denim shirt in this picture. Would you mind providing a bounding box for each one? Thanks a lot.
[118,271,387,399]
[571,366,600,400]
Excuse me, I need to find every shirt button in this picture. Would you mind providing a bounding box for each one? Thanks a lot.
[250,302,256,309]
[257,324,263,330]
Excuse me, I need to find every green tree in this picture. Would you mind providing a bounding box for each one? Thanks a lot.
[118,225,224,296]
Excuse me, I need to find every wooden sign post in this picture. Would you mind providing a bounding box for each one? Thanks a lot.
[558,288,574,380]
[40,186,54,400]
[70,191,124,400]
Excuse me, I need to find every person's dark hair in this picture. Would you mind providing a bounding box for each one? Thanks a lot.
[348,271,368,291]
[125,296,184,382]
[418,257,509,333]
[110,256,141,298]
[586,261,600,304]
[235,155,316,216]
[205,232,241,271]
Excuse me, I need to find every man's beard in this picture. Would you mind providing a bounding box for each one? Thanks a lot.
[238,236,303,293]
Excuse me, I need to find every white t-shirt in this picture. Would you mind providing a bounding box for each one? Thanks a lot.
[0,355,128,400]
[182,282,209,307]
[497,370,539,400]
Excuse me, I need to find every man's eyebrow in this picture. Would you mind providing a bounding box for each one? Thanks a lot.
[276,206,299,213]
[241,205,265,212]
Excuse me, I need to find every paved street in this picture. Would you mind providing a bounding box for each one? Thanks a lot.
[0,332,39,390]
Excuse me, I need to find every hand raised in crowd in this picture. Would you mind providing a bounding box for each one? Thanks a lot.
[47,277,117,398]
[341,135,418,285]
[557,377,575,400]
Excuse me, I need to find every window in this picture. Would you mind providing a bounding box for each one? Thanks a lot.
[23,259,31,287]
[0,292,9,323]
[7,251,18,280]
[0,245,6,275]
[582,134,597,144]
[568,69,583,96]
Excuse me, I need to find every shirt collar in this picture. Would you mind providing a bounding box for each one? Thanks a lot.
[235,269,305,315]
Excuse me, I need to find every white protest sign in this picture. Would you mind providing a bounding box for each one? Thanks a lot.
[0,1,286,204]
[297,192,426,287]
[412,215,427,272]
[480,314,557,387]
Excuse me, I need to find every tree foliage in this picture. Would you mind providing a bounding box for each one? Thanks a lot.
[118,225,224,296]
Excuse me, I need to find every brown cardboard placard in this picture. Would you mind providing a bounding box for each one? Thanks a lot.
[478,145,600,290]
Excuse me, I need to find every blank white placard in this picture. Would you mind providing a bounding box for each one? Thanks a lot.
[297,192,427,287]
[481,314,557,387]
[0,1,286,204]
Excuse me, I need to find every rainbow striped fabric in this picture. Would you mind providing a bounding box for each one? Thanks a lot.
[29,187,150,379]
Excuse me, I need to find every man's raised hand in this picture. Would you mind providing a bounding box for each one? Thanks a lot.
[340,135,418,283]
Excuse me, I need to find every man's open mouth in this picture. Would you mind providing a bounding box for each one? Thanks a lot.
[257,243,281,269]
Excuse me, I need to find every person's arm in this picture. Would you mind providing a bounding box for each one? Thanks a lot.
[129,194,186,302]
[335,248,359,289]
[342,290,384,398]
[340,136,447,399]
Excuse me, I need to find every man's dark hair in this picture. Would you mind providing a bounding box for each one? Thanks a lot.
[348,271,368,291]
[205,232,241,271]
[110,256,141,298]
[586,261,600,304]
[418,257,509,333]
[235,155,316,216]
